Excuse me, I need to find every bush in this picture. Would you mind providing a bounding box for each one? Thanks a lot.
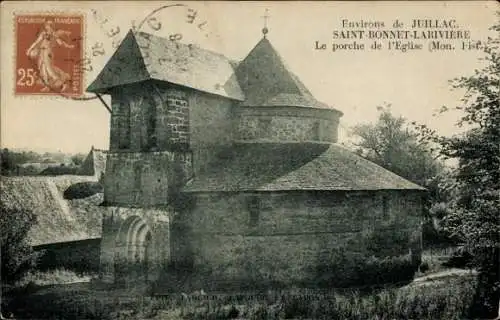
[0,202,40,283]
[442,246,473,269]
[315,253,419,288]
[422,218,455,249]
[63,181,103,199]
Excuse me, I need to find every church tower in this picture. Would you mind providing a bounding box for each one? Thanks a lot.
[233,26,343,145]
[87,31,198,208]
[87,30,243,285]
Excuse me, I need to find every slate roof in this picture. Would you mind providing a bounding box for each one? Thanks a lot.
[183,143,425,193]
[88,32,341,113]
[235,38,342,113]
[87,31,244,100]
[1,176,104,246]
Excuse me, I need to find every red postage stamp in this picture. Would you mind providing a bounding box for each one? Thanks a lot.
[15,13,84,96]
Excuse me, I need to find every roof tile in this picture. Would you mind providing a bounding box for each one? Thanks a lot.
[87,31,244,100]
[235,38,341,112]
[183,143,425,192]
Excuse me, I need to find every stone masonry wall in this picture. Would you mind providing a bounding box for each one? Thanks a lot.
[178,191,422,287]
[129,87,146,150]
[235,107,340,143]
[103,151,192,207]
[109,87,131,150]
[188,91,235,175]
[157,86,190,148]
[109,82,190,152]
[105,82,195,207]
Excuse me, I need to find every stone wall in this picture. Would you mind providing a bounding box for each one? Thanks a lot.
[107,80,235,177]
[34,238,101,274]
[235,107,340,143]
[177,190,422,288]
[109,87,130,150]
[108,82,191,153]
[103,81,239,286]
[154,84,190,149]
[103,151,192,207]
[187,91,235,175]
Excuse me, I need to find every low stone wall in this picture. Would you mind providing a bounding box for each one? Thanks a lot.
[34,238,101,274]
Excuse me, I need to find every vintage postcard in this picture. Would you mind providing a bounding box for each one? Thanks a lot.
[1,1,499,319]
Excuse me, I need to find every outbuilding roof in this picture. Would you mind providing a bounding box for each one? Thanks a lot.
[1,176,104,246]
[183,143,425,193]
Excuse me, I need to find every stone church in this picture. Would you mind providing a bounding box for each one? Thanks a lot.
[87,28,425,290]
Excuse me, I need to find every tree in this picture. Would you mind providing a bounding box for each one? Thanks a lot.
[1,148,14,175]
[70,153,85,166]
[350,105,443,188]
[418,15,500,318]
[0,202,40,283]
[0,149,45,176]
[350,106,451,247]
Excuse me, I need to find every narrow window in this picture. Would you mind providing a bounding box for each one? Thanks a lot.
[141,96,157,151]
[133,162,142,202]
[248,196,260,227]
[118,97,131,150]
[258,118,272,139]
[383,195,390,219]
[312,121,320,141]
[147,99,157,150]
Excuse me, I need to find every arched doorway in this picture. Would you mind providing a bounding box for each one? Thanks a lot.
[115,216,154,282]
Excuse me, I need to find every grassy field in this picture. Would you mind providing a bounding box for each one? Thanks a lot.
[2,248,481,319]
[3,270,478,320]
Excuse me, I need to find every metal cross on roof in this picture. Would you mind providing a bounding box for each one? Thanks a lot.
[261,8,270,37]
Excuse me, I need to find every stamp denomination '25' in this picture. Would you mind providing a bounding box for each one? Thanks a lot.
[15,14,84,96]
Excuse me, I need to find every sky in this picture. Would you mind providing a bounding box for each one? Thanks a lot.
[1,1,498,153]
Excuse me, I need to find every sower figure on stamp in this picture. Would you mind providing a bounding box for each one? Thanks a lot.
[26,20,75,92]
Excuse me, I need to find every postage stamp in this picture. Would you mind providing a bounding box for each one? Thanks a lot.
[14,13,84,96]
